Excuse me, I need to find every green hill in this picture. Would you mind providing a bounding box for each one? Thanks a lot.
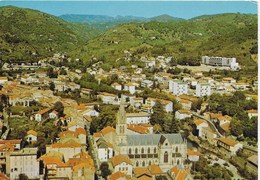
[69,13,257,68]
[150,14,184,22]
[0,6,99,62]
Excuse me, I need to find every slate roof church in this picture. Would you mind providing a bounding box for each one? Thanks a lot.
[115,102,188,172]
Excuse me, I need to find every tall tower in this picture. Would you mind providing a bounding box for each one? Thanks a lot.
[116,100,127,146]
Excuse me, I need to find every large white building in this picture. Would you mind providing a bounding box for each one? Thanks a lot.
[169,80,188,96]
[202,56,240,70]
[196,83,211,97]
[126,112,150,124]
[115,103,187,172]
[8,148,39,180]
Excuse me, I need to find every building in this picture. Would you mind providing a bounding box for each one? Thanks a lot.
[202,56,240,70]
[200,127,218,144]
[111,155,133,176]
[112,83,122,91]
[26,130,37,144]
[175,110,192,120]
[95,137,113,162]
[216,137,243,155]
[126,112,150,124]
[169,80,188,96]
[0,77,8,85]
[114,102,187,172]
[193,119,208,137]
[246,154,258,175]
[247,109,258,119]
[7,148,39,180]
[196,83,211,97]
[124,82,136,95]
[168,166,192,180]
[34,108,52,122]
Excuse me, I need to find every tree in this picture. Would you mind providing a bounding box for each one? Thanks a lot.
[47,68,58,78]
[59,69,67,75]
[150,101,166,127]
[53,101,64,117]
[230,119,244,136]
[100,162,111,179]
[49,82,55,91]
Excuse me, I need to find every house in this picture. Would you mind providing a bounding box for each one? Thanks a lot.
[112,83,122,91]
[127,124,150,135]
[232,83,250,91]
[130,97,143,108]
[168,166,192,180]
[109,172,131,180]
[124,82,136,94]
[0,77,8,84]
[111,155,133,176]
[146,98,173,113]
[36,71,47,78]
[0,140,22,150]
[141,80,153,88]
[169,80,188,96]
[98,92,119,105]
[175,110,192,120]
[133,167,152,180]
[26,130,37,144]
[216,137,243,155]
[201,126,218,144]
[187,149,200,162]
[95,137,113,162]
[179,99,192,110]
[45,141,82,162]
[196,83,211,97]
[194,119,208,137]
[101,126,117,145]
[247,109,258,119]
[126,112,150,124]
[246,154,258,175]
[222,77,236,84]
[49,110,59,119]
[7,148,39,180]
[34,108,52,122]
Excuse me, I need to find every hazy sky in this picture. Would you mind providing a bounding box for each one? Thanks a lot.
[0,1,257,19]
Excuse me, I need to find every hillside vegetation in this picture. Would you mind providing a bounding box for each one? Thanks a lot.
[69,13,257,68]
[0,6,99,62]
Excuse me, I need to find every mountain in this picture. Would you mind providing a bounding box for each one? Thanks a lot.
[59,14,184,30]
[69,13,257,68]
[0,6,99,62]
[149,14,184,22]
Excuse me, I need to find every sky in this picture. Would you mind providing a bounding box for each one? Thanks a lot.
[0,1,257,19]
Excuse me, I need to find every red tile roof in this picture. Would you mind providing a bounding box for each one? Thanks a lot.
[111,155,132,166]
[109,172,131,180]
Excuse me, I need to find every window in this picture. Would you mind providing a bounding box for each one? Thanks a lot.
[149,161,151,165]
[141,148,144,154]
[154,147,157,153]
[135,148,138,154]
[142,161,145,166]
[148,147,150,154]
[175,147,178,153]
[129,148,132,154]
[136,161,139,167]
[177,159,180,165]
[164,151,168,163]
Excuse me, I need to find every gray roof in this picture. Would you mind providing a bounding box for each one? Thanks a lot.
[125,134,184,146]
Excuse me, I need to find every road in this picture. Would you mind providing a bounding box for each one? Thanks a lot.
[191,111,223,137]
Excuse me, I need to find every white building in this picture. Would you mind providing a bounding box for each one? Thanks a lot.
[8,148,39,180]
[175,110,192,120]
[111,155,133,176]
[96,138,114,162]
[169,80,188,96]
[124,83,136,95]
[202,56,240,70]
[0,77,8,84]
[112,83,122,91]
[196,83,211,97]
[126,112,150,124]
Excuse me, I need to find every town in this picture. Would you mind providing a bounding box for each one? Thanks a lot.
[0,53,257,180]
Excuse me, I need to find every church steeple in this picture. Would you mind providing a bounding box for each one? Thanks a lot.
[116,99,127,146]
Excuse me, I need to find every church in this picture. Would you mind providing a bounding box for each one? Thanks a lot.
[115,102,188,172]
